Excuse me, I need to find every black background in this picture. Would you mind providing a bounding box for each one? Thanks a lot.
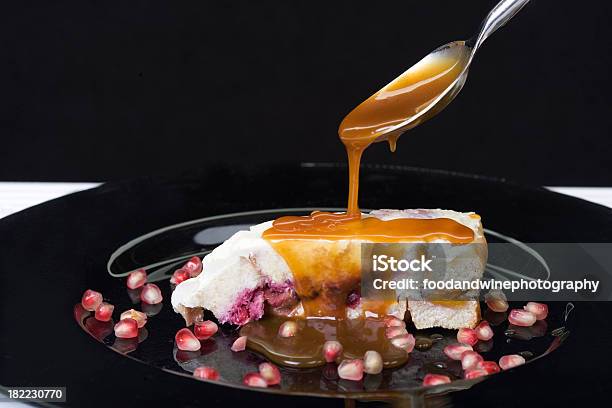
[1,0,611,185]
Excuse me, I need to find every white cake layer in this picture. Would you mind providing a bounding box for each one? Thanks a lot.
[172,209,486,328]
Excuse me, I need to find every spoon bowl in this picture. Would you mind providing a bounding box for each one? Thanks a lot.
[339,0,531,146]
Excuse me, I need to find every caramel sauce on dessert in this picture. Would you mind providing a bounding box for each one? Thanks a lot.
[264,211,474,242]
[252,45,473,367]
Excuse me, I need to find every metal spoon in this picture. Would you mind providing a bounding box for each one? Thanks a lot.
[369,0,531,144]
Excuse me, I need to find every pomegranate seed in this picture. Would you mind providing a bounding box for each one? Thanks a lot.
[524,302,548,320]
[170,269,191,285]
[457,328,478,346]
[194,320,218,340]
[231,336,247,352]
[390,333,415,352]
[259,362,281,385]
[444,343,473,360]
[81,289,103,311]
[120,309,147,328]
[477,360,501,374]
[193,366,219,380]
[423,373,451,386]
[140,283,163,305]
[114,318,138,338]
[508,309,536,327]
[182,256,203,278]
[475,320,494,341]
[337,359,364,381]
[323,340,343,363]
[461,351,484,370]
[95,302,114,322]
[126,269,147,289]
[464,368,488,379]
[278,320,298,338]
[499,354,526,370]
[243,372,268,388]
[385,326,408,339]
[175,328,201,351]
[384,316,406,328]
[363,350,383,375]
[485,289,509,313]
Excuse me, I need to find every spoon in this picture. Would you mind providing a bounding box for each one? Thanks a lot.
[339,0,531,146]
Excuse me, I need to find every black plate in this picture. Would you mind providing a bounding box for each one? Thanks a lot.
[1,164,611,407]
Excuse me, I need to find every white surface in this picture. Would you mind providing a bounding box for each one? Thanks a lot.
[547,187,612,209]
[0,183,610,219]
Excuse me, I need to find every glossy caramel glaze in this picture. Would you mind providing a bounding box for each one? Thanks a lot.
[263,212,474,317]
[240,316,409,368]
[263,211,474,242]
[260,44,475,320]
[339,44,470,214]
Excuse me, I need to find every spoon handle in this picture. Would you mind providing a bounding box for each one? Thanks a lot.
[472,0,530,50]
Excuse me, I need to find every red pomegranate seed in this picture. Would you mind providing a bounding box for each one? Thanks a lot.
[194,320,218,340]
[524,302,548,320]
[363,350,383,375]
[120,309,147,328]
[140,283,163,305]
[499,354,526,370]
[464,368,488,379]
[278,321,298,338]
[384,316,406,328]
[126,269,147,289]
[461,351,484,370]
[231,336,247,352]
[114,318,138,338]
[193,366,219,380]
[95,302,114,322]
[170,269,191,285]
[475,320,494,341]
[390,333,415,352]
[385,326,408,339]
[485,289,509,313]
[508,309,536,327]
[81,289,103,312]
[175,328,201,351]
[182,256,203,278]
[258,362,281,385]
[323,340,343,363]
[457,328,478,346]
[477,360,501,374]
[337,359,364,381]
[444,343,473,360]
[243,372,268,388]
[423,373,451,386]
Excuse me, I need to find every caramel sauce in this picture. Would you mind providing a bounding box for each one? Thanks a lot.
[263,213,473,317]
[339,44,470,214]
[263,211,474,242]
[240,316,409,368]
[251,45,474,366]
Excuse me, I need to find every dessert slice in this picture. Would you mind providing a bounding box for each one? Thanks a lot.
[171,209,487,328]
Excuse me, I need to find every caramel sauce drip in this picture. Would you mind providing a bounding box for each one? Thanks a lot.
[260,45,472,319]
[339,44,470,214]
[263,212,474,318]
[240,316,409,368]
